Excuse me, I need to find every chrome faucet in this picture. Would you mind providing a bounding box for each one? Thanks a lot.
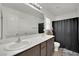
[16,33,21,43]
[16,37,21,43]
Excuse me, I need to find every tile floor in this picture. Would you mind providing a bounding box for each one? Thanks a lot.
[53,48,79,56]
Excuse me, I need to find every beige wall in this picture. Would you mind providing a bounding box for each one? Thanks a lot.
[53,11,77,21]
[41,8,55,20]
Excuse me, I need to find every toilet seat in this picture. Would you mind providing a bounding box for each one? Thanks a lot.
[54,42,60,51]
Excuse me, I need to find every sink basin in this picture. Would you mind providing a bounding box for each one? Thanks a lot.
[5,41,29,51]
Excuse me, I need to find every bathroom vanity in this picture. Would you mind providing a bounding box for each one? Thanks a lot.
[0,34,54,56]
[15,37,54,56]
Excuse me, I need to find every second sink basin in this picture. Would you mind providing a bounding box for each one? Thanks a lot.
[5,41,30,51]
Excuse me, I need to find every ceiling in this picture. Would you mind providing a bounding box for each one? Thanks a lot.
[39,3,79,16]
[1,3,79,18]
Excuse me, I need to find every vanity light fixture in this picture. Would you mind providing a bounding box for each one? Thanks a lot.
[24,3,43,13]
[29,3,42,10]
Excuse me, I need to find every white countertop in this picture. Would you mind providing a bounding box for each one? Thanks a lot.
[0,34,54,56]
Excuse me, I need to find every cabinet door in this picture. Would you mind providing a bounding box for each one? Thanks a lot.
[47,38,54,56]
[41,41,46,56]
[32,45,40,56]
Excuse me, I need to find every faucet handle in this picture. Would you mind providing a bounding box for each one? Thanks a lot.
[16,37,21,43]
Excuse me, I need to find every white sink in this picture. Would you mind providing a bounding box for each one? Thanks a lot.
[5,41,29,51]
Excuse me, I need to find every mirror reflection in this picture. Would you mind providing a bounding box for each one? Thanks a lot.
[0,3,44,39]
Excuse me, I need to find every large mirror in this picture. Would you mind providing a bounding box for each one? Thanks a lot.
[0,3,44,39]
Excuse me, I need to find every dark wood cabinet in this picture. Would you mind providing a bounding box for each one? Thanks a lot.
[15,37,54,56]
[32,45,41,56]
[47,38,54,56]
[15,45,40,56]
[40,41,47,56]
[52,17,79,53]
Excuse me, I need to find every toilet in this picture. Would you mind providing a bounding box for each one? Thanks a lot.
[54,42,60,51]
